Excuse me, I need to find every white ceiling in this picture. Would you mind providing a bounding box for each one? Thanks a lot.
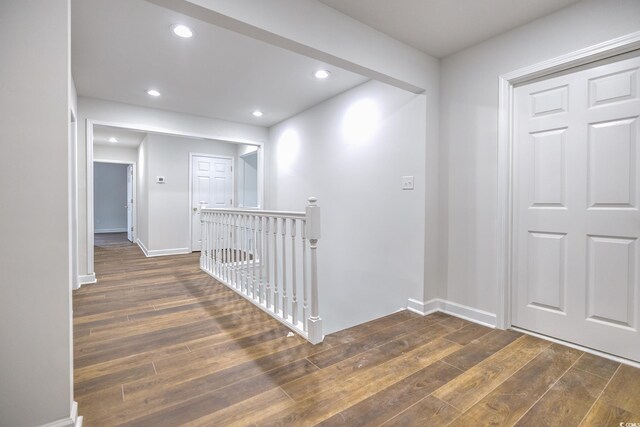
[93,125,147,148]
[71,0,368,127]
[319,0,582,58]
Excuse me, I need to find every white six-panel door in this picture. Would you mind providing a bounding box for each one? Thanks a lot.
[191,155,232,251]
[513,54,640,362]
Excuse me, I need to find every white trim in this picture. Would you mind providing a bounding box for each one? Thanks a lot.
[407,298,497,328]
[512,327,640,369]
[406,298,439,316]
[135,238,189,257]
[136,238,149,257]
[77,273,96,287]
[497,31,640,330]
[39,401,82,427]
[188,152,236,252]
[95,228,127,233]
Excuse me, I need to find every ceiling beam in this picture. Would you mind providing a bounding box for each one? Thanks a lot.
[145,0,436,94]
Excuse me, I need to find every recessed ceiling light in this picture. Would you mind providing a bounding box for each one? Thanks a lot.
[252,110,263,118]
[108,137,118,143]
[171,24,194,38]
[147,89,161,97]
[314,69,331,79]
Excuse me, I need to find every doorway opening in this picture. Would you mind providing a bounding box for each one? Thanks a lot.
[238,149,259,208]
[93,161,136,242]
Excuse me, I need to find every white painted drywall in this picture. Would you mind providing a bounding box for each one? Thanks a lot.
[0,1,73,425]
[77,97,268,275]
[137,136,150,249]
[143,133,237,252]
[94,144,139,163]
[269,80,427,334]
[440,0,640,315]
[94,163,128,233]
[240,151,258,207]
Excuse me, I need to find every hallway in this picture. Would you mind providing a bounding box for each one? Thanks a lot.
[74,235,640,426]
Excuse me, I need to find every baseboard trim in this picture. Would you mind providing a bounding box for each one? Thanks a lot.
[135,239,190,257]
[95,228,127,233]
[407,298,497,328]
[136,238,149,256]
[77,274,96,287]
[40,401,82,427]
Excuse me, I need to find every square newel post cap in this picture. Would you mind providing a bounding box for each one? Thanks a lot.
[305,197,321,240]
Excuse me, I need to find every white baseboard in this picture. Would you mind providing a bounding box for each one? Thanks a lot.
[95,228,127,233]
[77,273,97,288]
[407,298,497,328]
[135,239,190,257]
[40,401,82,427]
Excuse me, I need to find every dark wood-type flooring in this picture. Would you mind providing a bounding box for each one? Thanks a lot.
[74,233,640,426]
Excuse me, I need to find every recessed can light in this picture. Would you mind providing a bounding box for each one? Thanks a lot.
[252,110,263,117]
[314,69,331,79]
[147,89,161,97]
[108,137,118,143]
[171,24,193,38]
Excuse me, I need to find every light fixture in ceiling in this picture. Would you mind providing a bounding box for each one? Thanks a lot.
[146,89,161,97]
[252,110,264,118]
[314,69,331,79]
[108,137,118,143]
[171,24,194,38]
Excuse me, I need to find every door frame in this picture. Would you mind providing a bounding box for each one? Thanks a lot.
[92,159,137,242]
[85,118,265,278]
[496,31,640,330]
[188,152,235,252]
[238,149,259,208]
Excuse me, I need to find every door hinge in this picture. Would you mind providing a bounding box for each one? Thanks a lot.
[131,226,134,231]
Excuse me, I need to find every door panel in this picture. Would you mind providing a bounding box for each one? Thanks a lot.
[513,54,640,362]
[191,156,232,251]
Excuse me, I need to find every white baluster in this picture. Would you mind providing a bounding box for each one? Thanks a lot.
[272,217,279,314]
[291,218,298,326]
[200,212,205,269]
[256,215,263,304]
[302,219,308,332]
[281,218,288,320]
[265,216,271,309]
[252,215,258,301]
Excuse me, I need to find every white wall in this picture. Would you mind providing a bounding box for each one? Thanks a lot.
[137,136,150,249]
[94,163,128,232]
[94,144,139,163]
[239,149,258,207]
[440,0,640,316]
[142,133,238,253]
[0,1,73,425]
[77,97,268,276]
[269,80,427,334]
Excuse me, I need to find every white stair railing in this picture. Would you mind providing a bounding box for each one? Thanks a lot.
[200,197,323,344]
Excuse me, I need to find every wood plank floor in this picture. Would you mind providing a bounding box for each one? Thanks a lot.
[74,233,640,426]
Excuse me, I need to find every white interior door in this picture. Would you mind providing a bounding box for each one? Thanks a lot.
[191,155,232,251]
[126,164,133,242]
[513,54,640,362]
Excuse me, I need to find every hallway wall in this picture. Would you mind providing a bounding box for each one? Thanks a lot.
[269,80,429,334]
[0,1,73,425]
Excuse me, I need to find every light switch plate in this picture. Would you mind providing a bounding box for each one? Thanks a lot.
[402,176,414,190]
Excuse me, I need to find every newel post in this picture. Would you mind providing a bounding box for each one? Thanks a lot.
[200,211,206,270]
[306,196,323,344]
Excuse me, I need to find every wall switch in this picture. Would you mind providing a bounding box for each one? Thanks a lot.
[156,176,166,184]
[402,176,414,190]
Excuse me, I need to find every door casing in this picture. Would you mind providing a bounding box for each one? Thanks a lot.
[497,32,640,334]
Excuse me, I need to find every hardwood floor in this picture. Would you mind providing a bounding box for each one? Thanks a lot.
[74,233,640,426]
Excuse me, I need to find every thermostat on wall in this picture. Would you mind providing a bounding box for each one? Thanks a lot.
[156,176,166,184]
